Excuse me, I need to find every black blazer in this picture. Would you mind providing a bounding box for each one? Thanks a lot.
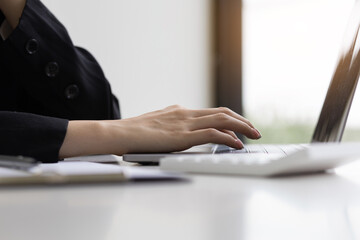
[0,0,121,162]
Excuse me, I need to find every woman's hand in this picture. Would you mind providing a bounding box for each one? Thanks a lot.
[59,105,261,158]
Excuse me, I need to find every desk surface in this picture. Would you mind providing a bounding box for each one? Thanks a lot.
[1,160,360,240]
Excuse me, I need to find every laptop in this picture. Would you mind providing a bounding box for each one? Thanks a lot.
[124,1,360,164]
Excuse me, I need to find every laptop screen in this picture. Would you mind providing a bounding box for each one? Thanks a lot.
[312,1,360,143]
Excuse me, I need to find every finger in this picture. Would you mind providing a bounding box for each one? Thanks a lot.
[220,129,238,140]
[185,128,244,149]
[189,113,261,139]
[189,107,255,129]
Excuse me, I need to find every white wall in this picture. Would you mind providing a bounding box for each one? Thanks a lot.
[41,0,213,118]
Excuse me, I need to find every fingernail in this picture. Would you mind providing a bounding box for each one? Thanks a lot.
[235,139,244,149]
[252,128,262,139]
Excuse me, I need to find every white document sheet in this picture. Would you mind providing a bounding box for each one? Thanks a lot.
[0,162,184,185]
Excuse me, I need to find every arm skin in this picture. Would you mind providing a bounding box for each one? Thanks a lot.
[59,105,261,159]
[0,0,26,29]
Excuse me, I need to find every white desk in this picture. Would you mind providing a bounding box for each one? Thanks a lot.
[0,160,360,240]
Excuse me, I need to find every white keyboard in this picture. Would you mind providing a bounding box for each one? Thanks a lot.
[160,142,360,177]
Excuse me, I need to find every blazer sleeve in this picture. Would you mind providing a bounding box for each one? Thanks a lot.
[0,0,121,162]
[0,112,68,163]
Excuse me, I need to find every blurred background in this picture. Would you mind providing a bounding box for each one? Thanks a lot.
[242,0,360,144]
[42,0,360,143]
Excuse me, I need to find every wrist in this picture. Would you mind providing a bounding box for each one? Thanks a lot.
[59,120,108,158]
[59,120,130,159]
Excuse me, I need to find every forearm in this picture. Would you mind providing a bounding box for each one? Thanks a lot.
[0,0,26,29]
[59,121,128,159]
